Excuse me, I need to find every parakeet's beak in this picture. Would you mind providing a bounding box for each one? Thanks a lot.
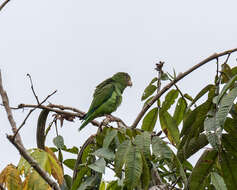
[127,79,133,87]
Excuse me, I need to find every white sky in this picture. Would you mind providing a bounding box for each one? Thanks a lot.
[1,0,237,180]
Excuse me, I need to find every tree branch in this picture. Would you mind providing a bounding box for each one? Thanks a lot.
[131,47,237,128]
[0,70,23,146]
[0,0,10,12]
[0,70,60,190]
[72,135,95,181]
[27,73,40,104]
[7,135,60,190]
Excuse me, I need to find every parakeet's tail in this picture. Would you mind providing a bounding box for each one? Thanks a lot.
[79,119,90,131]
[79,113,93,131]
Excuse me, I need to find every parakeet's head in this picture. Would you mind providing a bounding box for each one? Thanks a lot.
[112,72,132,87]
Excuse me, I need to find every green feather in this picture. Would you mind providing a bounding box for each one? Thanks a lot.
[79,72,132,131]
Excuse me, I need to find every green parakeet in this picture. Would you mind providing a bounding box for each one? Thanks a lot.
[79,72,132,131]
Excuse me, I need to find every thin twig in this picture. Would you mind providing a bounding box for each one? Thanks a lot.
[171,176,181,190]
[19,103,101,126]
[7,135,61,190]
[223,53,231,65]
[131,48,237,128]
[27,73,40,104]
[18,103,127,129]
[13,90,57,138]
[0,71,23,146]
[72,135,95,181]
[0,0,10,12]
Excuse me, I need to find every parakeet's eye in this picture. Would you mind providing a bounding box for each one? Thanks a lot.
[127,77,132,86]
[127,79,132,86]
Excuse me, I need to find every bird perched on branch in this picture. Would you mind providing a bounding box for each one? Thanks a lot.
[79,72,132,131]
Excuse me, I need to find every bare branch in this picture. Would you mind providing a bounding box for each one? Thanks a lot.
[7,135,61,190]
[72,135,95,181]
[0,0,10,12]
[27,73,40,104]
[0,70,23,146]
[131,47,237,128]
[13,90,57,138]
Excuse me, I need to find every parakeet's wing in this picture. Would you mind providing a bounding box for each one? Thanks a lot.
[88,83,115,115]
[93,78,114,97]
[79,82,115,130]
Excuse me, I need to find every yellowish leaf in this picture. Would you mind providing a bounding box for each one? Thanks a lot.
[45,147,64,185]
[0,164,22,190]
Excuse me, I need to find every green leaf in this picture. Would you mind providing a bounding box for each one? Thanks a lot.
[61,146,78,154]
[188,84,215,109]
[71,167,89,190]
[141,153,150,190]
[149,77,158,84]
[92,148,115,160]
[106,181,122,190]
[115,140,132,178]
[63,159,76,170]
[141,107,158,131]
[221,63,233,83]
[204,116,221,149]
[216,87,237,126]
[142,96,154,108]
[159,110,180,145]
[53,135,64,149]
[173,97,187,126]
[125,145,143,190]
[78,174,100,190]
[184,93,194,102]
[211,172,227,190]
[99,181,106,190]
[152,136,173,159]
[88,158,106,173]
[217,73,237,104]
[181,134,208,161]
[161,72,169,80]
[162,89,179,111]
[30,149,51,173]
[173,156,188,186]
[134,132,151,158]
[188,149,218,190]
[64,174,72,189]
[222,134,237,158]
[181,87,215,139]
[103,129,118,149]
[219,150,237,190]
[223,117,237,137]
[25,171,50,190]
[141,84,157,101]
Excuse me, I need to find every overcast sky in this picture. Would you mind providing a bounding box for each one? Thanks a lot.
[1,0,237,180]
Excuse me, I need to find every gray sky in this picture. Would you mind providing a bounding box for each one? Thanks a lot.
[1,0,237,180]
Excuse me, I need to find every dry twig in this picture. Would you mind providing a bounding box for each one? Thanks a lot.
[0,0,10,12]
[0,71,23,146]
[27,73,40,104]
[13,90,57,138]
